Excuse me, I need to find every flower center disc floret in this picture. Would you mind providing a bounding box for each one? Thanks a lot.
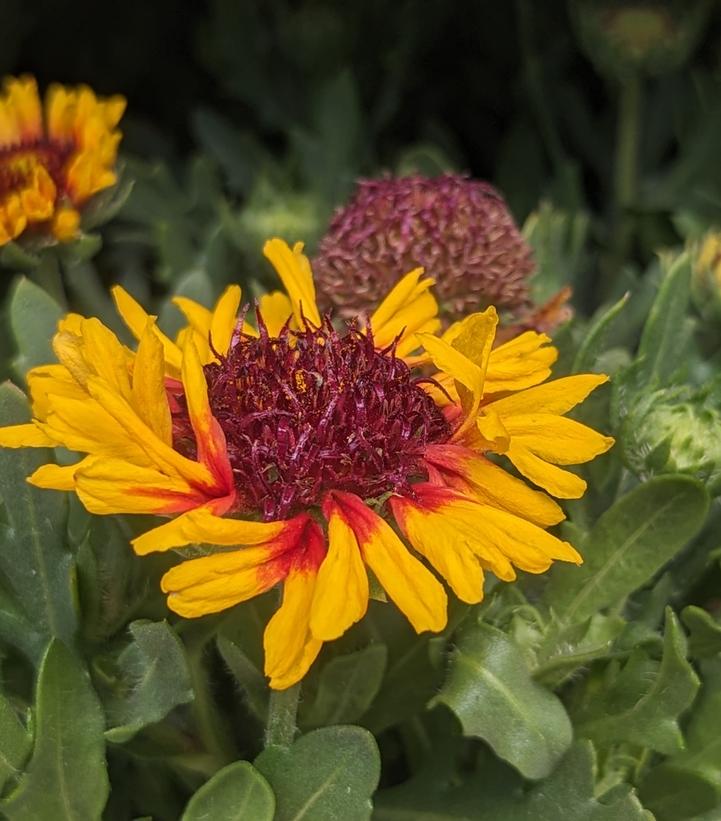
[174,318,451,520]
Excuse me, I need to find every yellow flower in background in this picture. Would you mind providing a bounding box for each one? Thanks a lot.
[0,75,125,246]
[0,238,612,689]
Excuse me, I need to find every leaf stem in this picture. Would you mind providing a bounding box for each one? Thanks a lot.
[265,683,301,749]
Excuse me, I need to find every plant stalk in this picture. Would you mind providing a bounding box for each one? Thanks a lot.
[265,683,301,748]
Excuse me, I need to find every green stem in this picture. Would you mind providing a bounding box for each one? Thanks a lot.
[265,683,301,749]
[614,74,642,213]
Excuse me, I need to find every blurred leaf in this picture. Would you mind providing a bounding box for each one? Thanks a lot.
[255,726,380,821]
[573,293,630,374]
[375,739,648,820]
[193,108,271,195]
[1,640,108,820]
[640,657,721,820]
[0,384,77,659]
[182,760,275,821]
[682,606,721,660]
[80,173,135,231]
[545,475,709,626]
[9,277,63,378]
[105,620,193,743]
[0,691,31,794]
[636,252,692,387]
[301,644,387,730]
[0,241,40,272]
[575,610,699,755]
[435,621,572,780]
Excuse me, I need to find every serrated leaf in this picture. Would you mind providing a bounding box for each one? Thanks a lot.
[182,760,275,821]
[1,641,108,820]
[640,657,721,819]
[105,620,193,743]
[435,621,572,780]
[301,645,387,729]
[375,740,649,821]
[0,691,31,793]
[255,726,380,821]
[9,277,63,378]
[545,475,709,626]
[0,384,77,657]
[636,252,692,386]
[576,610,699,755]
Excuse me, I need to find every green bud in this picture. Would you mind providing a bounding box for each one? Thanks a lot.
[620,382,721,495]
[570,0,711,80]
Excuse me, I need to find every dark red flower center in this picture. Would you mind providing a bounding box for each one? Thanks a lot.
[0,140,72,198]
[173,319,451,520]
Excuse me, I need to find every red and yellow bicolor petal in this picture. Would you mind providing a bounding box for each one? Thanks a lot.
[423,443,564,527]
[390,484,581,595]
[368,268,441,358]
[418,308,498,439]
[263,238,321,330]
[158,512,325,690]
[318,491,447,634]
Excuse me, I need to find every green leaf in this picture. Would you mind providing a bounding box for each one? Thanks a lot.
[0,383,77,658]
[575,610,699,755]
[640,657,721,820]
[182,761,275,821]
[636,251,692,386]
[301,645,386,730]
[1,640,108,820]
[0,691,31,794]
[9,277,63,377]
[375,740,649,820]
[573,293,630,374]
[434,621,572,780]
[255,726,380,821]
[105,620,193,743]
[217,635,268,721]
[682,606,721,660]
[545,475,709,626]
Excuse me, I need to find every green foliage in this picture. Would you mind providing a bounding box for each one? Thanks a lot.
[255,726,380,821]
[436,621,572,779]
[0,641,108,820]
[182,761,275,821]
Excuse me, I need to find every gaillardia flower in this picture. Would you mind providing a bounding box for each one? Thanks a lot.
[0,239,613,688]
[0,75,125,246]
[312,174,535,321]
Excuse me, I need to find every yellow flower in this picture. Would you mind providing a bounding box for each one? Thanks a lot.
[0,75,125,246]
[0,238,612,689]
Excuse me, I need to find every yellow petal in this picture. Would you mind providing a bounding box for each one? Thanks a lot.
[484,331,558,394]
[505,444,588,499]
[132,321,173,445]
[504,414,615,465]
[258,291,294,337]
[263,238,321,330]
[172,296,212,338]
[0,422,56,448]
[111,286,182,373]
[162,544,285,618]
[28,461,85,490]
[370,268,440,353]
[210,285,241,357]
[328,491,447,633]
[264,566,323,690]
[424,444,564,527]
[487,374,609,417]
[475,408,510,452]
[310,496,369,641]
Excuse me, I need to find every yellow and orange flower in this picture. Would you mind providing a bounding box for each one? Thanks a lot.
[0,75,125,246]
[0,238,612,689]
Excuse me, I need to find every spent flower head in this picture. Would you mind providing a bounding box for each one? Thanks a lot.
[0,75,124,247]
[312,173,535,322]
[0,239,612,688]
